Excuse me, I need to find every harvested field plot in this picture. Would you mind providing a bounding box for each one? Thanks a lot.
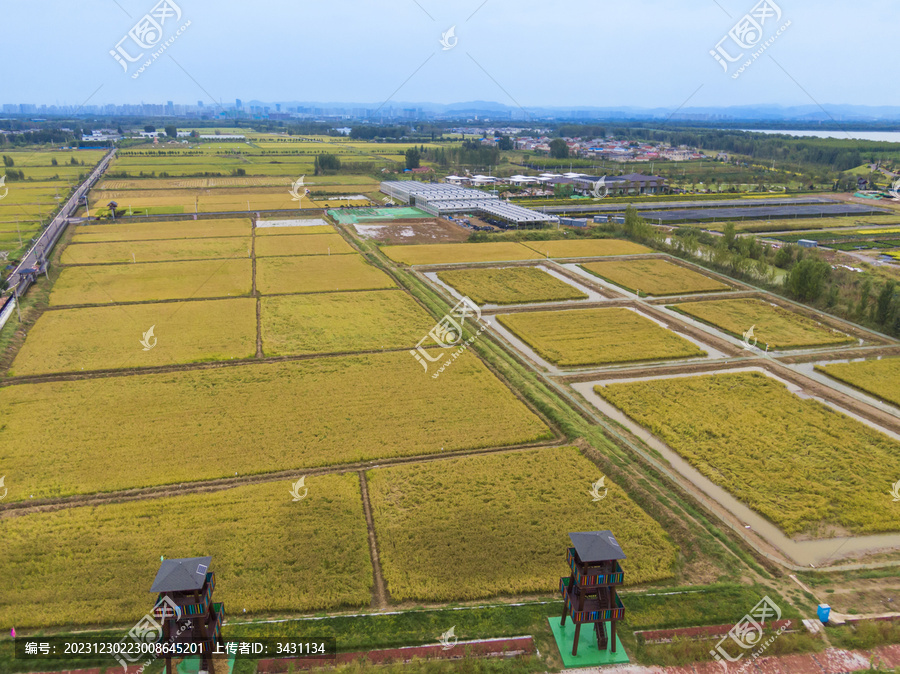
[381,242,541,265]
[0,352,550,499]
[9,298,257,376]
[256,218,333,234]
[818,358,900,407]
[596,371,900,535]
[0,477,371,628]
[261,290,434,355]
[72,218,252,242]
[50,259,252,306]
[498,307,706,367]
[580,259,731,296]
[353,219,471,245]
[437,267,588,305]
[672,298,854,349]
[61,236,251,265]
[254,232,355,257]
[256,255,395,295]
[367,446,677,602]
[522,239,652,258]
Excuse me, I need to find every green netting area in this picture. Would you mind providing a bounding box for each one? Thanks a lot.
[329,207,428,224]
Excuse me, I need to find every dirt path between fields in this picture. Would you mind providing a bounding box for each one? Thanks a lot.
[358,471,390,609]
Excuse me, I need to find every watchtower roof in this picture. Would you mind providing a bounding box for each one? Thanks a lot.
[569,531,626,563]
[150,556,211,593]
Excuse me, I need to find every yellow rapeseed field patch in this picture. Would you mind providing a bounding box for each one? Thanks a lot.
[498,307,706,367]
[580,259,731,296]
[0,477,372,627]
[817,357,900,407]
[50,259,252,306]
[10,298,257,376]
[437,267,588,305]
[61,236,251,264]
[0,352,551,499]
[672,298,854,349]
[256,255,396,295]
[72,218,252,242]
[261,290,434,356]
[367,446,677,602]
[254,232,355,257]
[522,239,652,258]
[596,371,900,535]
[381,242,542,265]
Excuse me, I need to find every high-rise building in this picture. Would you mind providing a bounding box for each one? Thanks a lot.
[235,98,243,110]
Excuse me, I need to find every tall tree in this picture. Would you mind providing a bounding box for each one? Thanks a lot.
[549,139,569,159]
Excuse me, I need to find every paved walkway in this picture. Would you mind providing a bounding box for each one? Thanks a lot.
[565,644,900,673]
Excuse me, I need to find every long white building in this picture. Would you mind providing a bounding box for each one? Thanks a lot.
[380,181,556,227]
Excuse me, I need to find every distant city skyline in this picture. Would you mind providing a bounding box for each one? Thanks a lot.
[3,0,898,116]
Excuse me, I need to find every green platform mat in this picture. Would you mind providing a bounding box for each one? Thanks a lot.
[547,617,629,668]
[175,650,235,674]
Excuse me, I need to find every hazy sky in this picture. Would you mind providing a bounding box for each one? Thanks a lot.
[2,0,896,111]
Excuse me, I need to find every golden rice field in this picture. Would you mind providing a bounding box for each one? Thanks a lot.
[580,258,731,296]
[367,446,678,602]
[254,232,355,257]
[437,267,588,305]
[9,298,257,376]
[817,357,900,408]
[596,371,900,535]
[50,259,252,306]
[0,477,372,628]
[261,290,434,356]
[381,242,543,266]
[256,255,396,295]
[522,239,652,258]
[498,307,706,367]
[61,236,251,264]
[72,218,252,242]
[0,352,551,500]
[672,298,855,349]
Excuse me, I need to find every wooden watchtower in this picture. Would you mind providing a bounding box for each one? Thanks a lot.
[150,556,225,674]
[560,531,626,656]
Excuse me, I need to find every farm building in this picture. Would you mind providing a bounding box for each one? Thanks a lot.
[379,180,556,228]
[797,239,818,248]
[572,174,667,196]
